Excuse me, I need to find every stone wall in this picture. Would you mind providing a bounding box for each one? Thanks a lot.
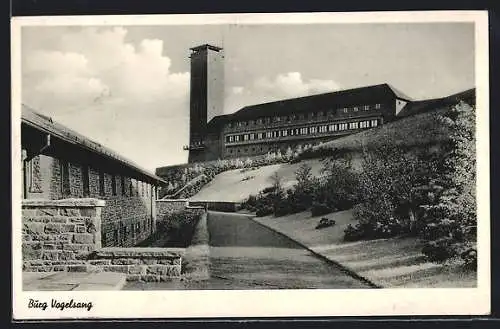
[189,201,241,212]
[22,198,104,272]
[22,198,183,280]
[88,248,182,282]
[156,199,188,221]
[22,149,158,248]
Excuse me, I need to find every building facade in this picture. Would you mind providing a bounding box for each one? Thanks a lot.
[21,105,166,248]
[195,83,411,161]
[187,44,225,163]
[183,44,413,162]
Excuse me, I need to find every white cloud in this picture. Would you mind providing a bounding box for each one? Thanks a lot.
[231,86,244,95]
[22,27,190,169]
[224,72,341,113]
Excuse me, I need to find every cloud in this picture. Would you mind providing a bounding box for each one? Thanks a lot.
[22,27,190,170]
[224,72,341,113]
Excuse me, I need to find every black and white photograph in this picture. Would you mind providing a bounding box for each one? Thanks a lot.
[11,11,490,319]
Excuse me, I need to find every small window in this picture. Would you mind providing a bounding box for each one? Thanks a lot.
[121,176,126,196]
[343,108,348,113]
[111,175,117,196]
[375,104,381,109]
[98,171,105,196]
[363,105,370,111]
[82,165,90,197]
[353,107,359,112]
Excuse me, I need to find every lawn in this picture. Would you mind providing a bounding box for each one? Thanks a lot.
[252,209,477,288]
[189,158,324,202]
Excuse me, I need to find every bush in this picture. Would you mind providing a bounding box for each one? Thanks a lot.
[315,217,336,230]
[138,210,202,248]
[256,206,274,217]
[311,202,333,217]
[261,186,277,194]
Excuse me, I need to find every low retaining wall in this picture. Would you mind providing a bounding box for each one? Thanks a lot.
[155,199,188,219]
[88,247,183,282]
[22,198,183,281]
[188,201,241,213]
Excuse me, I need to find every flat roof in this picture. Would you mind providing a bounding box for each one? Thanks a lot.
[21,104,166,184]
[189,44,223,52]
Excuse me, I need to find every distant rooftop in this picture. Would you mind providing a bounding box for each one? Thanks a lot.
[189,44,223,52]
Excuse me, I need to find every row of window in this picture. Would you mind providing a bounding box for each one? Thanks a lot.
[225,119,379,143]
[60,161,152,198]
[105,219,151,247]
[226,104,382,129]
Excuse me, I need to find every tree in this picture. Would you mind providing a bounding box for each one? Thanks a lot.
[419,101,476,266]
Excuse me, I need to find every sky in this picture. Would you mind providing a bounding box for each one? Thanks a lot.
[20,22,475,171]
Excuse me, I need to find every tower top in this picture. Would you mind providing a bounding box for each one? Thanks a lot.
[189,44,223,52]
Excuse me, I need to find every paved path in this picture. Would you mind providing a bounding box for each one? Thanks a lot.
[125,211,370,290]
[23,272,127,291]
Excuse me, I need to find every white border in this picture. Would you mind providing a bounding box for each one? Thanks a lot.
[11,11,490,319]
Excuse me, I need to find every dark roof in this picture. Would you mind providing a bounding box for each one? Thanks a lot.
[21,104,166,184]
[206,114,231,132]
[397,87,475,118]
[217,83,411,122]
[190,44,223,52]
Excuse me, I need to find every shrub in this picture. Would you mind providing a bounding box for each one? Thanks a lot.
[315,217,336,230]
[256,206,274,217]
[261,186,276,194]
[311,202,333,217]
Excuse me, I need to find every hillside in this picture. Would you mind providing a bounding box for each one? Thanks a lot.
[190,107,454,202]
[189,158,324,202]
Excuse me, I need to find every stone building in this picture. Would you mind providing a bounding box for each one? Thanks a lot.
[182,44,415,163]
[186,44,225,163]
[21,104,166,248]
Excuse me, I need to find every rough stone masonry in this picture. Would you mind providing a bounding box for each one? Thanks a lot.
[22,198,182,281]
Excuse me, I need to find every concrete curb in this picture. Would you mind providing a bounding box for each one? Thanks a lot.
[249,216,383,289]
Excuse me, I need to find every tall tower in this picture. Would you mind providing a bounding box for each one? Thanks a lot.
[187,44,225,163]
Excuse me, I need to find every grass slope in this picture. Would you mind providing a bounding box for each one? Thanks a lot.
[189,158,324,202]
[253,210,476,288]
[311,107,450,153]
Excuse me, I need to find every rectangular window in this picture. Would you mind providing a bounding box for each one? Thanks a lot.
[266,131,272,138]
[282,130,288,137]
[310,126,317,134]
[375,104,381,109]
[235,135,240,142]
[363,105,370,111]
[343,108,348,113]
[257,118,263,124]
[99,171,105,196]
[82,165,90,197]
[111,175,117,195]
[371,119,378,127]
[244,134,249,141]
[318,111,323,117]
[353,106,359,112]
[121,176,126,196]
[129,179,133,196]
[60,160,70,196]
